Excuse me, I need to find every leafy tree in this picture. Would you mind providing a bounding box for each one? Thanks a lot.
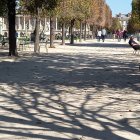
[96,0,106,27]
[87,0,112,38]
[78,0,94,41]
[110,17,122,33]
[57,0,100,44]
[56,0,75,44]
[132,0,140,21]
[104,4,112,28]
[0,0,8,16]
[56,0,112,44]
[20,0,60,52]
[0,0,17,56]
[128,0,140,33]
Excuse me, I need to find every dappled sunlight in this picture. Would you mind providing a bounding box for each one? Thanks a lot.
[0,82,140,139]
[0,50,140,139]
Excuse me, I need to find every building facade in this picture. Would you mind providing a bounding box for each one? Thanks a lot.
[116,13,131,30]
[0,15,58,37]
[0,15,91,39]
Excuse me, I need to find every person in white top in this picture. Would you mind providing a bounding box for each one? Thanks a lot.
[101,28,107,42]
[97,30,102,42]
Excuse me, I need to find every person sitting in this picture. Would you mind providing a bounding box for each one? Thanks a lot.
[129,35,140,53]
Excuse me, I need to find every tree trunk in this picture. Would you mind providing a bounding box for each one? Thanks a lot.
[34,8,40,53]
[70,19,75,44]
[79,20,82,42]
[84,20,87,41]
[50,16,55,48]
[62,22,65,45]
[8,0,17,56]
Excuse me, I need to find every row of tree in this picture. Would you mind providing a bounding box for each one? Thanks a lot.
[0,0,112,56]
[55,0,112,45]
[110,17,122,33]
[127,0,140,33]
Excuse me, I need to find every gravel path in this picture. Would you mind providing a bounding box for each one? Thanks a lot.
[0,39,140,140]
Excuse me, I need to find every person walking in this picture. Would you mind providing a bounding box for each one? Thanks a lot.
[112,30,116,40]
[123,30,128,42]
[97,29,102,42]
[101,28,107,42]
[116,29,122,42]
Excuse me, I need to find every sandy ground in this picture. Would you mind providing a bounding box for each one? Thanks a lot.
[0,39,140,140]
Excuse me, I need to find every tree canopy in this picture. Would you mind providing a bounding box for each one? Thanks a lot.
[110,17,122,32]
[0,0,8,16]
[128,0,140,33]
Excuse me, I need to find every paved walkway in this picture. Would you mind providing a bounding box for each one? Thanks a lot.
[0,39,140,140]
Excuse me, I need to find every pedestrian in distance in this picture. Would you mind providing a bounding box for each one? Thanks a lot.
[97,29,102,42]
[116,29,122,42]
[101,28,107,42]
[123,30,128,42]
[112,30,116,40]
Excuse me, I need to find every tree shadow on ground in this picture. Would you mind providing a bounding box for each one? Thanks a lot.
[0,53,139,92]
[0,51,9,57]
[0,52,140,139]
[65,41,130,48]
